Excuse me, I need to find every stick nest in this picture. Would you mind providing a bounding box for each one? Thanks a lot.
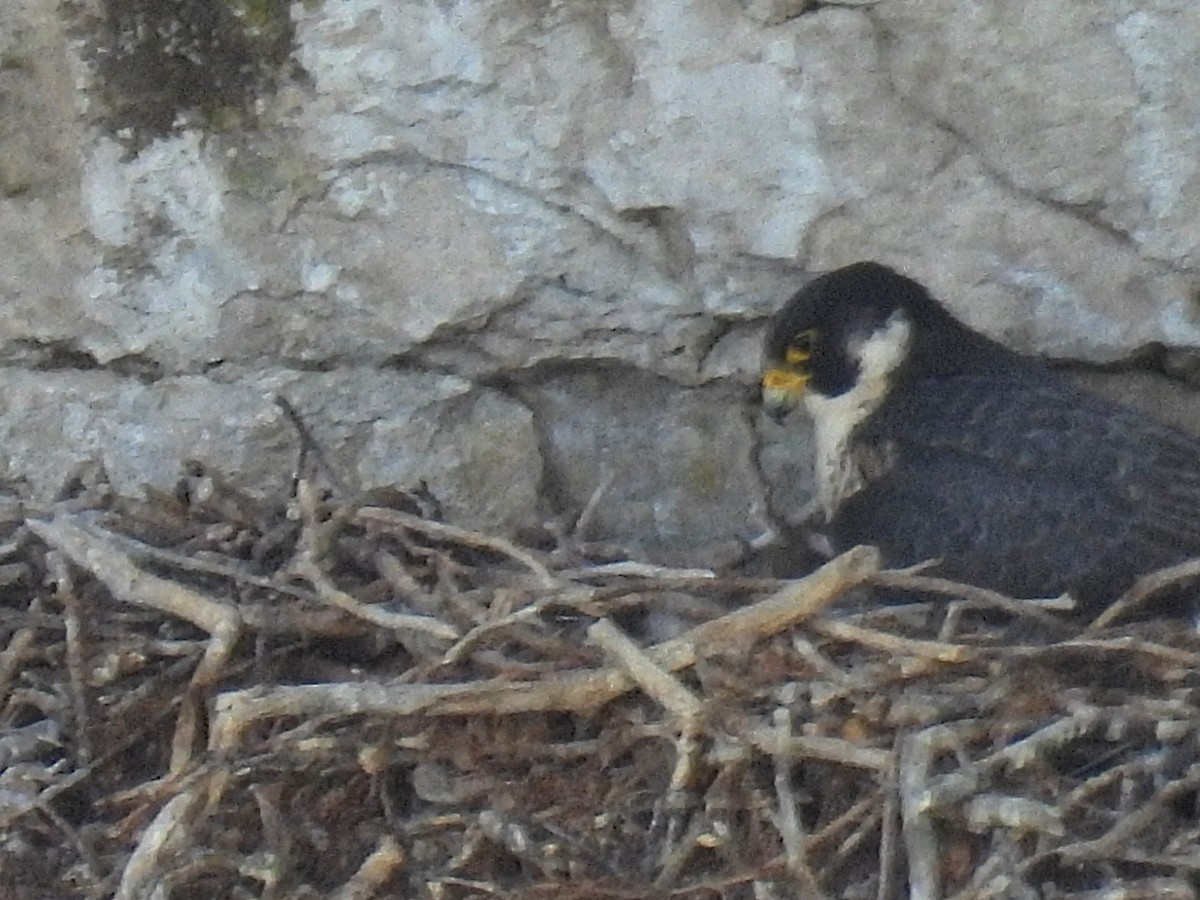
[2,462,1200,900]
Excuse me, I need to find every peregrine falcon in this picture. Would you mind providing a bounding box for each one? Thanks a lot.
[760,261,1200,613]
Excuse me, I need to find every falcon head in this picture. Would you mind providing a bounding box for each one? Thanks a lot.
[762,262,931,422]
[761,261,1007,423]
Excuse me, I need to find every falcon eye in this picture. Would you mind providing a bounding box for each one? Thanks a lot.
[785,330,817,365]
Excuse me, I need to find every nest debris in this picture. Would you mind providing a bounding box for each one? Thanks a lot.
[1,463,1200,899]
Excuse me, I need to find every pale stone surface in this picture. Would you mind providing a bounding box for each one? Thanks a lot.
[519,368,769,566]
[879,0,1200,268]
[794,8,1197,362]
[0,371,295,500]
[215,164,528,365]
[3,0,1200,559]
[80,134,258,365]
[269,370,542,534]
[236,368,542,535]
[0,0,97,349]
[0,367,540,534]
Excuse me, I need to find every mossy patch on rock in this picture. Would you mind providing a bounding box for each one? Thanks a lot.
[78,0,298,148]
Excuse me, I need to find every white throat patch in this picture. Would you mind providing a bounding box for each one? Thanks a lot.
[805,310,912,518]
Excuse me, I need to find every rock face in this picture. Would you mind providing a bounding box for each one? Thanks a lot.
[3,0,1200,563]
[518,366,768,566]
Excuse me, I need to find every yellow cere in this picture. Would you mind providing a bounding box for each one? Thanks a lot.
[761,367,809,394]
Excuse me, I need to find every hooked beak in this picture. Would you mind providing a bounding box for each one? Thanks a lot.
[760,367,809,423]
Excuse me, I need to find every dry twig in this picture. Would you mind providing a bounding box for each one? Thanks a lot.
[210,546,881,749]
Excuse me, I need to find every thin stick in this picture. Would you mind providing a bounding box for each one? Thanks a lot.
[743,726,892,773]
[899,727,948,900]
[356,506,557,589]
[29,517,243,773]
[811,619,971,665]
[212,546,881,750]
[1055,762,1200,863]
[294,557,459,641]
[588,617,702,722]
[771,707,829,899]
[1087,556,1200,630]
[871,571,1071,634]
